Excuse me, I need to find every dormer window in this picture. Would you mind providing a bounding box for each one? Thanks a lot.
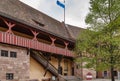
[32,19,45,27]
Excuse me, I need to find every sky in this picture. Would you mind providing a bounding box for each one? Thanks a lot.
[20,0,90,28]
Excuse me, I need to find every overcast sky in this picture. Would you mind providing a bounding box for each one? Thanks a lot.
[20,0,90,28]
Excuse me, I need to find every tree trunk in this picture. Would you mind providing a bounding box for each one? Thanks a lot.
[111,65,115,81]
[110,45,115,81]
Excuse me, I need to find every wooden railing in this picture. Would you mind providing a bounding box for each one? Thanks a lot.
[0,32,74,57]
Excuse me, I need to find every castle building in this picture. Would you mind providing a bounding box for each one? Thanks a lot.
[0,0,84,81]
[1,0,114,80]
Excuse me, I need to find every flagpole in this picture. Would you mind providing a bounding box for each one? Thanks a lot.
[64,0,65,24]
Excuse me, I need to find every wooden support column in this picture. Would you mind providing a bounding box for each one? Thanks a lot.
[64,42,69,56]
[44,63,49,76]
[27,48,30,55]
[64,42,69,49]
[50,36,56,46]
[31,30,39,41]
[4,20,16,34]
[44,53,51,76]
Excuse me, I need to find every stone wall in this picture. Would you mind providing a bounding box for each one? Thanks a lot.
[30,56,52,81]
[0,43,29,81]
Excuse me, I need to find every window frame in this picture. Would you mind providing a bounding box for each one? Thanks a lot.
[10,51,17,58]
[1,50,8,57]
[6,73,14,80]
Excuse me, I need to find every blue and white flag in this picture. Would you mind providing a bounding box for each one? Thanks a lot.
[56,0,65,8]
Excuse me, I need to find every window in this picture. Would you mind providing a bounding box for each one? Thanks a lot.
[6,73,14,80]
[1,50,8,57]
[32,19,45,27]
[104,71,107,77]
[114,71,118,76]
[76,64,80,69]
[10,51,17,58]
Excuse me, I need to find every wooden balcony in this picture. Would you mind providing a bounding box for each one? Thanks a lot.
[0,32,74,57]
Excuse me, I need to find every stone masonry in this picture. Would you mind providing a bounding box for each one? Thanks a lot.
[0,43,30,81]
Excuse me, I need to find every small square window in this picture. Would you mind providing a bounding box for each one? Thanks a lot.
[10,51,17,58]
[6,73,14,80]
[1,50,8,57]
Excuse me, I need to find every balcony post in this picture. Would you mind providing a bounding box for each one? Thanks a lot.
[31,30,39,41]
[49,36,56,46]
[64,42,69,56]
[4,20,16,34]
[64,42,69,49]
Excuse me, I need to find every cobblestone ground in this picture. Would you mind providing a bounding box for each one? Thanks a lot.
[83,79,120,81]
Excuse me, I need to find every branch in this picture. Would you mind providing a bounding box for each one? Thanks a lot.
[94,1,109,24]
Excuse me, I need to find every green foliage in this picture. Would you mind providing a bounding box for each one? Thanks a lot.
[75,0,120,71]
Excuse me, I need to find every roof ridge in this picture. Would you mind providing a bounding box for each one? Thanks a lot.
[61,22,75,41]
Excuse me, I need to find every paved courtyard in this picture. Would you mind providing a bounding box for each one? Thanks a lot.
[83,79,120,81]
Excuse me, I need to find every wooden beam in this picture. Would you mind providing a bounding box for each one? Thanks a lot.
[49,36,56,46]
[64,42,69,49]
[31,30,39,41]
[4,20,15,34]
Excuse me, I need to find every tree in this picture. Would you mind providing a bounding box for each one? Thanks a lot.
[75,0,120,81]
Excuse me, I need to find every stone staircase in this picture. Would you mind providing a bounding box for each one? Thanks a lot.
[29,79,39,81]
[58,75,82,81]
